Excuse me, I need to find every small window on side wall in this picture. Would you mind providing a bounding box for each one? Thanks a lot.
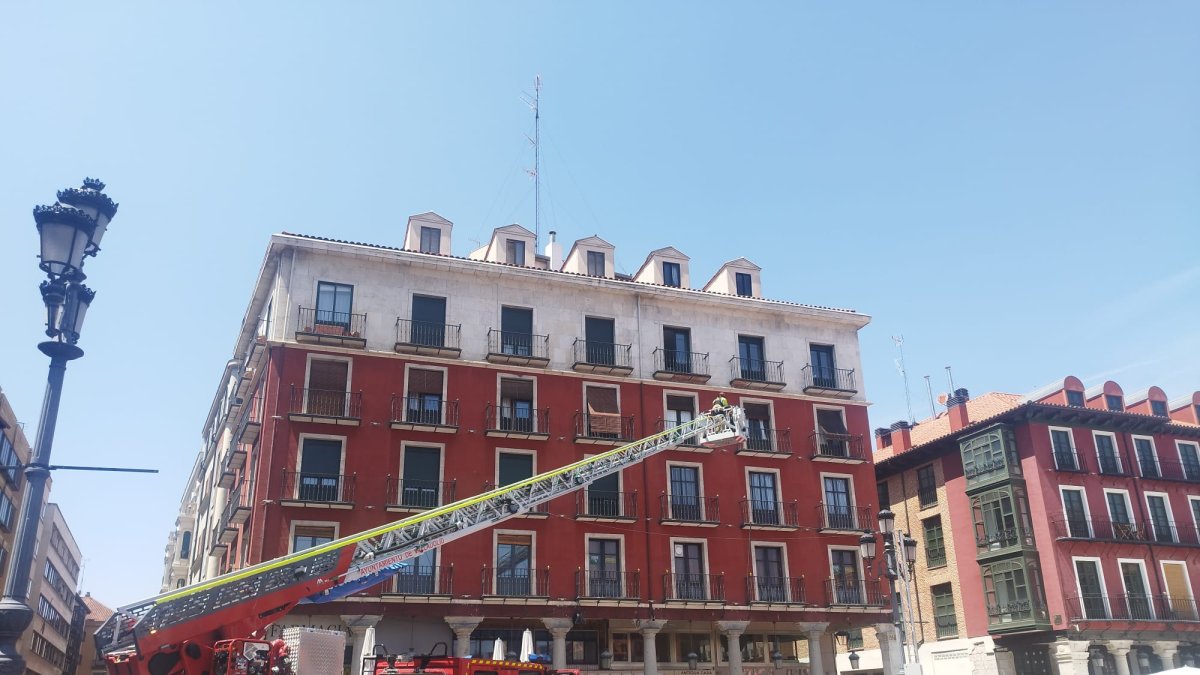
[419,226,440,254]
[1065,390,1084,407]
[587,250,605,277]
[662,262,681,287]
[1105,394,1123,412]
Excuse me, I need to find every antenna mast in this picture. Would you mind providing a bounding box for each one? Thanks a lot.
[525,75,542,251]
[924,375,936,417]
[893,335,915,424]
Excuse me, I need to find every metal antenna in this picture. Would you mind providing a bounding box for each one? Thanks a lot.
[892,335,915,424]
[924,375,936,417]
[946,366,956,394]
[521,75,543,251]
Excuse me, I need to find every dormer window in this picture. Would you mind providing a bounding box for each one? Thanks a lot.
[663,262,681,287]
[735,273,752,297]
[1106,394,1123,412]
[506,240,526,266]
[1066,390,1085,407]
[420,227,440,254]
[587,251,605,277]
[1150,400,1168,417]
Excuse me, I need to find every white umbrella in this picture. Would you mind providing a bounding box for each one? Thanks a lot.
[519,629,534,662]
[361,625,377,675]
[492,638,505,661]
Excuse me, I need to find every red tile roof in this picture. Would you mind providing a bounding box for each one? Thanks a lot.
[873,392,1024,462]
[82,593,115,623]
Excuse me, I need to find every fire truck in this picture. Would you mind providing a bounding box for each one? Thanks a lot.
[97,408,747,675]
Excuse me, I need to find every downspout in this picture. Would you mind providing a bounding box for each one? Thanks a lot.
[636,293,655,608]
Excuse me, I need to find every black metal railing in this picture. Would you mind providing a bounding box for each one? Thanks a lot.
[809,432,866,460]
[817,503,870,531]
[385,477,456,509]
[222,481,251,521]
[986,599,1047,623]
[1138,455,1161,479]
[484,403,550,435]
[1052,449,1084,472]
[1160,595,1200,622]
[487,329,549,360]
[825,579,885,606]
[975,527,1025,552]
[662,572,725,601]
[801,365,856,392]
[1051,517,1151,542]
[660,494,720,523]
[394,317,461,350]
[1143,521,1200,545]
[574,412,636,442]
[576,570,640,599]
[297,306,366,338]
[740,499,800,528]
[652,348,710,377]
[280,470,355,503]
[571,339,632,369]
[742,427,792,454]
[1150,457,1200,483]
[655,419,702,447]
[575,490,638,519]
[1097,453,1125,476]
[290,386,362,419]
[390,395,460,427]
[481,567,550,597]
[746,575,806,604]
[384,566,453,596]
[1066,594,1157,622]
[729,357,785,385]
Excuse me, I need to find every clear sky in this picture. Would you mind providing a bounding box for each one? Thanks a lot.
[1,3,1198,607]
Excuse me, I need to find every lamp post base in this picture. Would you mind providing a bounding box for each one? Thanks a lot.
[0,598,33,675]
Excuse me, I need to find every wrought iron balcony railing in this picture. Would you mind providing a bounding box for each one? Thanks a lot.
[824,578,885,607]
[1097,453,1125,476]
[660,494,720,524]
[484,403,550,437]
[394,318,461,352]
[571,339,633,373]
[662,572,725,602]
[739,499,800,528]
[817,503,871,531]
[576,570,640,600]
[800,365,857,395]
[481,566,550,597]
[1052,449,1084,472]
[655,419,703,448]
[296,307,366,344]
[279,470,355,504]
[651,348,711,380]
[390,395,460,428]
[383,566,453,596]
[289,386,362,420]
[746,575,807,604]
[574,412,636,443]
[729,357,785,387]
[1051,517,1151,543]
[575,490,638,520]
[486,329,549,362]
[385,477,456,510]
[740,427,792,455]
[809,432,866,461]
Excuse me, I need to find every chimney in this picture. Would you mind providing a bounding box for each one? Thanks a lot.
[889,420,912,453]
[947,387,970,431]
[546,230,563,270]
[874,427,892,451]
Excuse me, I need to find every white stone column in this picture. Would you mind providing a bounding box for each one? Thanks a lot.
[1153,641,1180,670]
[637,620,668,675]
[1106,640,1133,675]
[445,616,484,658]
[543,618,573,669]
[1051,639,1092,675]
[342,614,383,675]
[993,646,1018,675]
[873,624,902,675]
[796,622,828,675]
[717,621,750,675]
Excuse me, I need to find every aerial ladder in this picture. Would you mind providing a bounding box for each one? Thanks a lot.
[98,407,748,675]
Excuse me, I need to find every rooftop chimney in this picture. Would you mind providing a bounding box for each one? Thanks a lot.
[546,230,563,270]
[948,387,970,431]
[874,427,893,451]
[889,420,912,453]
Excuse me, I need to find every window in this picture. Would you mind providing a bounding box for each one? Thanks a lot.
[1074,559,1107,619]
[917,465,938,507]
[315,281,353,329]
[410,295,447,346]
[830,549,862,603]
[1162,561,1197,621]
[662,262,681,287]
[610,633,645,663]
[0,434,18,486]
[1106,491,1137,540]
[972,486,1033,551]
[665,395,696,428]
[1050,429,1077,471]
[500,306,534,355]
[498,452,534,488]
[419,226,440,254]
[809,344,838,388]
[394,549,437,594]
[583,385,621,438]
[1151,400,1169,417]
[405,368,444,425]
[747,471,780,525]
[932,584,958,638]
[586,250,605,276]
[499,377,535,432]
[721,634,768,663]
[815,408,850,457]
[506,239,526,266]
[1147,494,1175,543]
[305,359,349,416]
[1061,488,1090,538]
[961,426,1018,482]
[43,561,74,603]
[179,531,192,560]
[1120,560,1152,619]
[877,481,890,509]
[37,596,69,638]
[845,629,863,650]
[1134,437,1159,478]
[400,445,442,508]
[924,517,947,567]
[753,545,787,601]
[662,327,692,373]
[586,470,621,517]
[744,403,774,451]
[673,541,707,599]
[583,317,616,365]
[586,538,622,598]
[737,335,766,380]
[983,560,1033,622]
[298,438,343,501]
[1179,442,1200,481]
[1106,394,1124,412]
[1066,390,1085,407]
[823,477,854,529]
[176,579,185,588]
[292,525,335,552]
[31,632,66,669]
[1095,433,1121,475]
[669,466,702,520]
[496,533,533,595]
[675,634,712,662]
[735,272,752,297]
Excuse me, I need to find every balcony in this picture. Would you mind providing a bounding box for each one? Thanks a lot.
[233,395,263,446]
[218,483,251,544]
[575,490,638,521]
[485,329,549,367]
[288,387,362,426]
[389,395,459,433]
[295,307,366,348]
[824,579,885,607]
[728,357,786,391]
[655,419,706,452]
[482,482,548,518]
[571,339,633,376]
[1097,453,1126,476]
[746,575,807,604]
[739,500,800,530]
[481,567,550,598]
[659,494,720,526]
[800,365,857,398]
[217,446,245,489]
[975,526,1035,558]
[1064,594,1200,623]
[1051,517,1153,543]
[278,470,355,508]
[987,599,1050,632]
[385,477,456,512]
[662,572,725,603]
[576,570,640,600]
[809,432,867,463]
[394,318,462,358]
[574,412,636,445]
[484,404,550,439]
[817,503,871,532]
[1052,449,1085,473]
[651,348,711,383]
[382,566,453,597]
[1141,457,1200,484]
[737,428,793,458]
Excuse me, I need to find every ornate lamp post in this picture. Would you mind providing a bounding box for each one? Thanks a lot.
[0,179,116,675]
[860,509,922,675]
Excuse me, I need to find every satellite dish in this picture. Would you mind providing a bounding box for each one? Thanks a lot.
[937,394,949,406]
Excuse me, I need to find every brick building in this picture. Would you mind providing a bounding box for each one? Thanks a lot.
[78,593,115,675]
[161,215,888,675]
[863,378,1200,675]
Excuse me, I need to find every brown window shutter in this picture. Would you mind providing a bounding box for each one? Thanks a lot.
[586,386,621,434]
[308,360,348,392]
[817,409,848,435]
[497,533,532,546]
[666,395,695,413]
[293,525,335,539]
[408,369,444,395]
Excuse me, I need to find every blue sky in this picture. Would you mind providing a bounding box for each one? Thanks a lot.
[1,3,1197,607]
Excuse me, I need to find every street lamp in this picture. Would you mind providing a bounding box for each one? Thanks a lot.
[0,179,116,675]
[860,509,922,675]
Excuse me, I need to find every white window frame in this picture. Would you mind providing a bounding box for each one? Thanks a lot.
[1160,559,1197,615]
[827,545,867,603]
[820,471,858,529]
[302,354,353,414]
[1145,490,1177,542]
[293,433,347,500]
[1116,558,1154,619]
[288,520,340,553]
[1092,431,1121,474]
[582,381,623,415]
[1102,488,1133,526]
[1188,496,1200,536]
[495,372,539,432]
[398,441,447,507]
[582,533,627,597]
[665,460,708,520]
[1176,440,1200,473]
[1132,435,1160,477]
[492,528,537,595]
[495,447,538,488]
[1071,555,1110,618]
[669,536,711,598]
[1047,426,1079,470]
[748,541,791,601]
[402,363,450,425]
[1059,486,1093,538]
[744,466,784,503]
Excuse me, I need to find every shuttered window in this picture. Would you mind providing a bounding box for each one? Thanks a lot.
[408,369,443,396]
[586,386,621,435]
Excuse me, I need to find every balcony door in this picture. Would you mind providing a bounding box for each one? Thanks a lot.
[670,466,701,520]
[411,295,447,347]
[1147,495,1174,543]
[500,306,534,355]
[499,378,534,432]
[401,446,441,508]
[810,344,837,387]
[585,317,616,366]
[816,408,850,456]
[405,368,444,425]
[307,359,348,416]
[748,471,779,525]
[395,549,436,594]
[496,533,532,595]
[585,386,621,438]
[663,327,692,373]
[754,546,786,601]
[823,477,852,529]
[1106,492,1135,540]
[1163,561,1197,620]
[1120,561,1152,619]
[830,550,862,604]
[1061,489,1090,538]
[738,336,765,380]
[744,403,771,451]
[587,472,620,517]
[315,281,352,330]
[673,542,705,599]
[588,538,621,598]
[298,438,342,502]
[1074,560,1107,619]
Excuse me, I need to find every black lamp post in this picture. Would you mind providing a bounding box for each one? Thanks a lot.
[0,179,116,675]
[860,509,921,675]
